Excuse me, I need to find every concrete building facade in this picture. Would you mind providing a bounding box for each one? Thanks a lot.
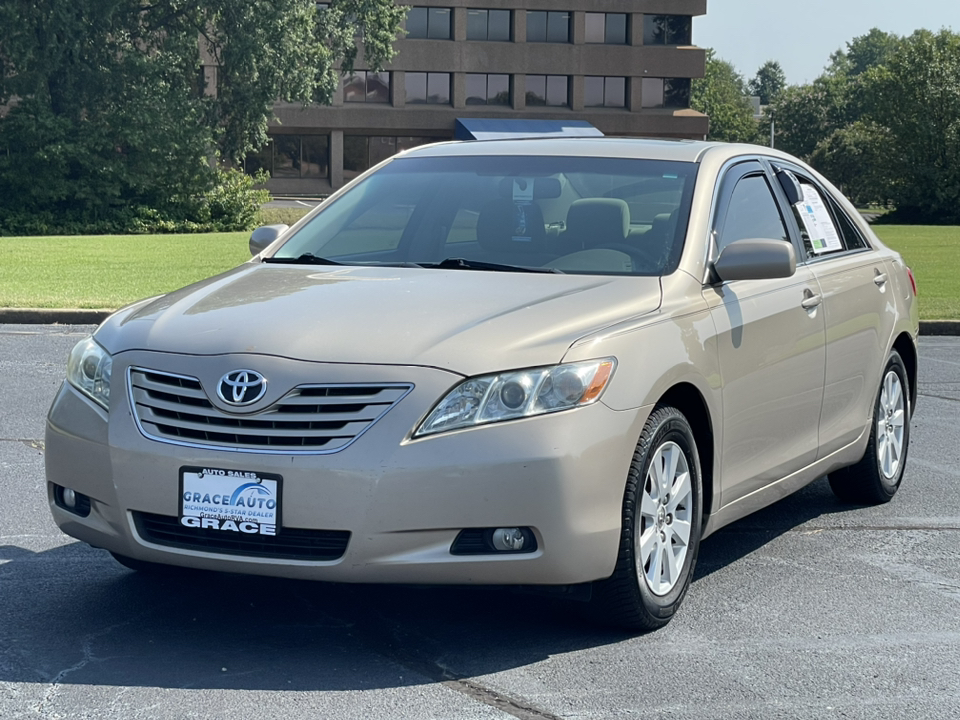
[246,0,708,195]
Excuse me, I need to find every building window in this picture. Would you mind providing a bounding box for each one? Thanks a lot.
[466,74,510,106]
[527,11,569,43]
[525,75,568,107]
[405,7,452,39]
[406,72,451,104]
[643,15,692,46]
[642,77,691,108]
[343,135,447,180]
[584,13,627,44]
[584,76,626,108]
[343,71,391,103]
[467,9,511,41]
[245,136,330,180]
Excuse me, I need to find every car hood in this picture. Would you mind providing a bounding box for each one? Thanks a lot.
[97,264,662,376]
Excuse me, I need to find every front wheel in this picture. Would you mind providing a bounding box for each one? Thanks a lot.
[590,405,703,631]
[829,350,911,505]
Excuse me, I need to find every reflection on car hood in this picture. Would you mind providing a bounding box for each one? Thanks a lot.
[97,264,662,375]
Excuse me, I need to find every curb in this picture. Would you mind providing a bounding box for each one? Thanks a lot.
[1,308,958,336]
[920,320,960,336]
[0,308,114,325]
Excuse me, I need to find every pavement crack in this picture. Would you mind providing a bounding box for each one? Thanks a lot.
[312,595,567,720]
[725,524,960,534]
[918,391,960,404]
[372,620,565,720]
[0,439,44,452]
[32,616,147,716]
[34,637,95,715]
[442,676,565,720]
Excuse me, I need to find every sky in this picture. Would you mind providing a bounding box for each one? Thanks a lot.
[696,0,960,85]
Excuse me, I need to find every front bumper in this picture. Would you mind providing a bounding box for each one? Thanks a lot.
[46,351,647,585]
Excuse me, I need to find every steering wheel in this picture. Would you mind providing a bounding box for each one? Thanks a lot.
[593,243,664,273]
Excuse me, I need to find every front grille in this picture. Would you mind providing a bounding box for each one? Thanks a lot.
[133,512,350,561]
[128,368,411,454]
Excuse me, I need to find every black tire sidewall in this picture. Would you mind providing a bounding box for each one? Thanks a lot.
[629,411,703,619]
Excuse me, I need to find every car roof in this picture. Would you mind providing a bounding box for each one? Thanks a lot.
[400,137,729,163]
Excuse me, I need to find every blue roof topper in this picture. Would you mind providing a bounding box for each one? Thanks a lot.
[454,118,603,141]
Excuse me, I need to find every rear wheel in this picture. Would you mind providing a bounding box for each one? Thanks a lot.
[590,405,703,631]
[829,351,910,505]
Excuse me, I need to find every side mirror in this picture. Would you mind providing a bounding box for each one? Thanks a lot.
[713,238,796,282]
[249,224,289,257]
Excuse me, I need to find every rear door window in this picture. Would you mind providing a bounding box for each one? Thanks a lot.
[781,173,869,260]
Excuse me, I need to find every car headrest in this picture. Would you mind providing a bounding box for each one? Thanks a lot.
[476,199,547,254]
[565,198,630,246]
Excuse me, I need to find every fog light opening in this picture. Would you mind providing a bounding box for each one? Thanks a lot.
[450,527,538,555]
[53,484,92,518]
[492,527,526,552]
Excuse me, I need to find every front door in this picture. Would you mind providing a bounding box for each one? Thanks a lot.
[703,163,826,506]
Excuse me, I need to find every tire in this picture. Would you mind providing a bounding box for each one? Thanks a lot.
[590,405,703,631]
[829,350,911,505]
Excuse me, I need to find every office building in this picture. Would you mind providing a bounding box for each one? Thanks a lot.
[242,1,708,195]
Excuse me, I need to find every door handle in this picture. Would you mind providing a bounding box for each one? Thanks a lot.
[874,272,888,286]
[801,293,822,310]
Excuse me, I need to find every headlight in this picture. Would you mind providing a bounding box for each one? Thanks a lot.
[66,337,113,410]
[415,358,616,437]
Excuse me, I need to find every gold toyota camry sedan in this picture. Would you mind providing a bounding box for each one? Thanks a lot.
[46,138,919,630]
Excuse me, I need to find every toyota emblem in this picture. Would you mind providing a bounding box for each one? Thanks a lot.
[217,370,267,406]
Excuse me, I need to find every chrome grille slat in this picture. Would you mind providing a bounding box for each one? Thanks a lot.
[128,367,413,455]
[277,388,409,405]
[137,407,370,438]
[135,373,208,399]
[131,388,224,418]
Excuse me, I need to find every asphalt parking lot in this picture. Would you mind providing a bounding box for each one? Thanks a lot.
[1,326,959,720]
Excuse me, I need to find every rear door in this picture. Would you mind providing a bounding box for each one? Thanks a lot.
[773,166,893,457]
[703,161,826,506]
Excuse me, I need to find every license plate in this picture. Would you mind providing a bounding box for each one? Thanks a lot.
[179,467,281,536]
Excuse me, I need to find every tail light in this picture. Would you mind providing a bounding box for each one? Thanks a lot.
[906,267,918,296]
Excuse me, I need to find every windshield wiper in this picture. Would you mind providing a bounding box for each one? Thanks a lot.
[263,253,345,266]
[423,257,564,274]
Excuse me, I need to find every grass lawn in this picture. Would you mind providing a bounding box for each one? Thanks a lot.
[0,225,957,319]
[873,225,960,320]
[0,233,250,309]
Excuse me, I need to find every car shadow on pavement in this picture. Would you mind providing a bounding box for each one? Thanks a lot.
[1,476,853,693]
[694,475,854,581]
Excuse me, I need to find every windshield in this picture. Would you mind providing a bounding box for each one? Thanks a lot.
[271,154,698,276]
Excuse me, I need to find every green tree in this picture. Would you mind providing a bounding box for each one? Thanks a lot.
[748,60,786,105]
[809,121,893,206]
[0,0,405,234]
[860,29,960,222]
[691,50,762,144]
[767,73,855,159]
[829,28,902,78]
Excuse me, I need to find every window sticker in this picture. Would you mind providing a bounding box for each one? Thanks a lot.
[511,178,534,204]
[795,185,843,254]
[512,178,534,242]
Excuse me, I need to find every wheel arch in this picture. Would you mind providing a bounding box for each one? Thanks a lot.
[891,332,918,416]
[656,382,716,528]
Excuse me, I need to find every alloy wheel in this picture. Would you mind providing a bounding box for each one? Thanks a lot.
[877,370,906,480]
[637,441,693,596]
